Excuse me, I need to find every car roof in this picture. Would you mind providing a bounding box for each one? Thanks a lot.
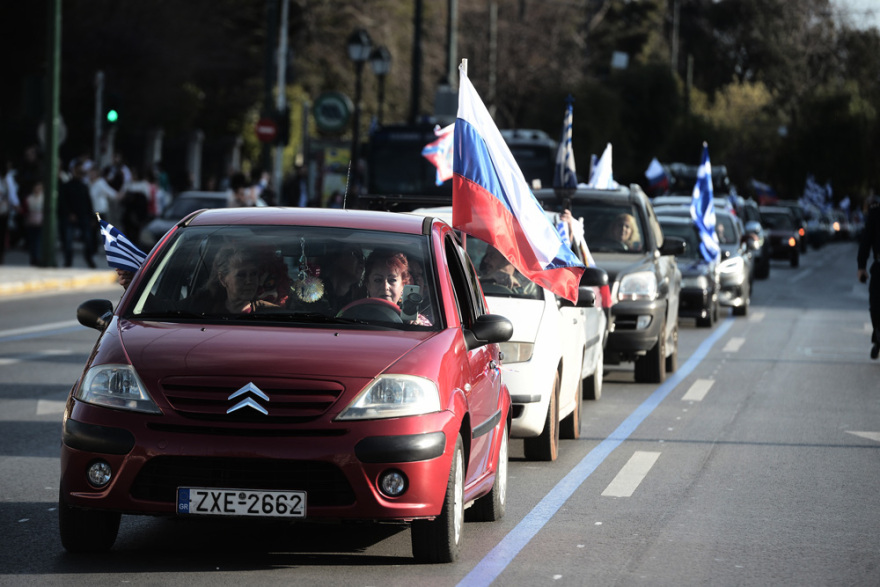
[177,190,228,200]
[656,215,693,226]
[759,206,793,215]
[183,206,431,235]
[533,185,640,205]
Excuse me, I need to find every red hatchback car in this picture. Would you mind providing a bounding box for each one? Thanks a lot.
[60,207,513,563]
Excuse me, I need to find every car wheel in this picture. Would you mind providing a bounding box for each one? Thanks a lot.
[583,343,603,401]
[561,378,583,440]
[790,251,800,268]
[665,323,678,374]
[411,434,464,563]
[58,491,121,553]
[634,318,666,384]
[467,425,508,522]
[755,257,770,279]
[523,373,559,461]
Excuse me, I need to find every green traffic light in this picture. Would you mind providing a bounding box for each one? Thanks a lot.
[106,109,118,123]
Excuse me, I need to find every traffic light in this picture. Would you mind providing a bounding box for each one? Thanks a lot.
[105,90,122,127]
[106,108,119,124]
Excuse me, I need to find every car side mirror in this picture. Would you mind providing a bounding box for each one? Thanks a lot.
[77,299,114,331]
[660,236,686,256]
[466,313,513,349]
[558,286,597,308]
[579,267,608,287]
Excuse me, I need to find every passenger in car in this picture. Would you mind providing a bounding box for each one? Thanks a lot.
[320,242,367,310]
[364,248,432,325]
[601,213,640,250]
[478,245,538,297]
[189,245,270,313]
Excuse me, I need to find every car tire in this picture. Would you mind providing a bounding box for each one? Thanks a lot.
[411,434,464,563]
[561,378,583,440]
[665,323,678,374]
[790,251,800,268]
[467,425,508,522]
[634,318,666,384]
[523,373,559,462]
[755,257,770,279]
[583,343,603,401]
[58,492,121,553]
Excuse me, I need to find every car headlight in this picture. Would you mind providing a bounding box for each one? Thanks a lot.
[682,275,709,289]
[76,364,161,414]
[336,375,441,420]
[498,342,534,363]
[719,256,744,275]
[618,271,658,301]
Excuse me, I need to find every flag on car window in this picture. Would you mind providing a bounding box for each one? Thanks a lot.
[99,218,148,273]
[690,143,720,262]
[553,97,577,190]
[451,63,584,303]
[587,143,619,190]
[421,123,455,185]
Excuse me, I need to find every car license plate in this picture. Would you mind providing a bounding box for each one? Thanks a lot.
[177,488,306,518]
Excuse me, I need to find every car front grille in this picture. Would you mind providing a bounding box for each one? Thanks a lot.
[160,376,345,424]
[130,456,355,506]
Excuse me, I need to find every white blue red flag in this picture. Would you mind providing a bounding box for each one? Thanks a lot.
[99,219,148,273]
[421,123,455,185]
[451,65,584,303]
[553,97,577,190]
[644,157,669,193]
[690,143,720,263]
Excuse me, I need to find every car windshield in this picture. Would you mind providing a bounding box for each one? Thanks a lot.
[125,225,439,330]
[762,212,793,230]
[465,238,544,300]
[569,202,646,253]
[716,214,737,244]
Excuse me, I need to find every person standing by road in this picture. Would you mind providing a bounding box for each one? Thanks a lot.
[857,194,880,359]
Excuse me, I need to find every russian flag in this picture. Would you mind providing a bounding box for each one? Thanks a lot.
[451,65,584,303]
[690,143,720,263]
[421,123,455,185]
[644,157,669,193]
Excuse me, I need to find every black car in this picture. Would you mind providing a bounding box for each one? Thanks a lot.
[649,206,753,316]
[537,185,684,383]
[774,200,809,252]
[760,206,801,267]
[657,216,720,328]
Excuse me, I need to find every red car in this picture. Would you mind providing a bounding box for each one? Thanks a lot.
[60,207,512,563]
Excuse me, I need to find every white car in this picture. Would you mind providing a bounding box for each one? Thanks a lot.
[412,207,608,461]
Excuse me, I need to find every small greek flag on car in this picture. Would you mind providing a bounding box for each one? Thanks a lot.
[99,218,148,273]
[690,143,720,263]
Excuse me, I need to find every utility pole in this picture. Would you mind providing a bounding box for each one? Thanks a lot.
[41,0,61,267]
[409,0,423,124]
[671,0,680,75]
[273,0,289,197]
[94,71,103,164]
[262,0,278,176]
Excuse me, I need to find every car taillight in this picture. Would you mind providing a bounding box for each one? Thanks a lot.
[788,237,797,247]
[798,228,805,237]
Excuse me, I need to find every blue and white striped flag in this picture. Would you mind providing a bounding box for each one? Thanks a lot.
[99,219,147,273]
[554,97,577,190]
[690,143,720,262]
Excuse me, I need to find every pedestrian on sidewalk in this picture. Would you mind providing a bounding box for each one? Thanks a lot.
[58,159,97,268]
[23,179,43,265]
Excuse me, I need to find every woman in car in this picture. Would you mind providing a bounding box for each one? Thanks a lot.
[190,245,281,314]
[599,213,640,251]
[361,248,431,325]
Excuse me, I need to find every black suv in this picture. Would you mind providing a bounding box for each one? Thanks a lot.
[537,185,684,383]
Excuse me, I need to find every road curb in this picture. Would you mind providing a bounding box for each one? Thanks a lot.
[0,271,118,297]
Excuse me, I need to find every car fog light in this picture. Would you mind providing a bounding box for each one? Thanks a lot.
[87,461,112,488]
[378,470,407,497]
[636,315,652,329]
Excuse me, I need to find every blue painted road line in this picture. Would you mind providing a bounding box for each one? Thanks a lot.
[459,317,735,587]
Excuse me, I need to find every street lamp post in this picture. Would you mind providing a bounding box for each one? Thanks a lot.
[370,46,392,127]
[347,29,372,193]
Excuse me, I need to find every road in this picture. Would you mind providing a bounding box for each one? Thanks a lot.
[1,240,878,586]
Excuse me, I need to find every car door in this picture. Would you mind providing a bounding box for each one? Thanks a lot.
[646,201,681,333]
[443,232,503,477]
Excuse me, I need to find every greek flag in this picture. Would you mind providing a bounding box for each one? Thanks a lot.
[99,219,148,273]
[553,97,577,190]
[690,143,720,262]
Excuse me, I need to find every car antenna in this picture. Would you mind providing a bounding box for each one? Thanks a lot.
[342,160,351,209]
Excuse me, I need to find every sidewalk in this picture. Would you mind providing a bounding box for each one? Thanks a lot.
[0,245,118,297]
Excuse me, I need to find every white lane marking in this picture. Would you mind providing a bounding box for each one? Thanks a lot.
[36,400,67,416]
[748,311,765,323]
[601,451,661,497]
[0,320,79,339]
[682,379,714,402]
[847,431,880,443]
[0,349,74,366]
[723,337,745,353]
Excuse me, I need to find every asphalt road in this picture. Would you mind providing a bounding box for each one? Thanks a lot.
[1,240,878,586]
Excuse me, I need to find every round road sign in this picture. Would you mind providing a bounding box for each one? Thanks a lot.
[256,118,278,143]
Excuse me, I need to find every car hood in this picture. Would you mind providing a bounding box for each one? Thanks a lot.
[117,320,433,379]
[484,297,545,342]
[590,252,654,283]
